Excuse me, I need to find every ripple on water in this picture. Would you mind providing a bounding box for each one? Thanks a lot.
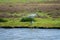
[0,28,60,40]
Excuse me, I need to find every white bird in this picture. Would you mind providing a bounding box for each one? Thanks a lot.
[27,14,37,18]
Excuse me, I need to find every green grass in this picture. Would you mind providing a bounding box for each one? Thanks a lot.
[0,18,60,27]
[0,0,60,28]
[0,12,60,27]
[0,0,54,3]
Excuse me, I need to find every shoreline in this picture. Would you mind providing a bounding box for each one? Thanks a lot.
[0,26,60,29]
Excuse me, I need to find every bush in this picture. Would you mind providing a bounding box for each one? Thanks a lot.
[20,17,35,22]
[0,18,7,22]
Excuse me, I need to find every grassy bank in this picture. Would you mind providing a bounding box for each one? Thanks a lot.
[0,0,58,3]
[0,12,60,28]
[0,0,60,28]
[0,18,60,28]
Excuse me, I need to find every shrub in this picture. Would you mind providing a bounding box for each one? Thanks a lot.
[0,18,7,22]
[20,17,35,22]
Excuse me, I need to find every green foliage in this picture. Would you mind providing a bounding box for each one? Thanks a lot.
[0,18,7,22]
[20,17,35,22]
[0,0,51,3]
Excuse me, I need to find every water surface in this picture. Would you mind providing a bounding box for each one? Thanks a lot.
[0,28,60,40]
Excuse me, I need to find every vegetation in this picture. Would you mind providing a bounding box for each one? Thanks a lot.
[0,18,60,27]
[0,0,56,3]
[0,11,60,28]
[0,0,60,28]
[20,17,35,22]
[0,18,7,22]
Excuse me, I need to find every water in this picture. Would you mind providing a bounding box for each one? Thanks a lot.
[0,28,60,40]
